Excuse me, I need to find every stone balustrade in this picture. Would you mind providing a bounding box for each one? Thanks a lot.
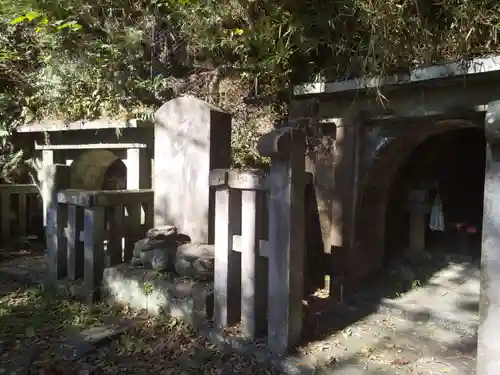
[39,118,308,356]
[210,126,307,355]
[0,184,41,243]
[44,163,153,302]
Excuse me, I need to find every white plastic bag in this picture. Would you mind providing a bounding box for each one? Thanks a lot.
[429,193,445,232]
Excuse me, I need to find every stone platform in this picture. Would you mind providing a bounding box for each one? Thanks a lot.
[0,253,216,327]
[102,264,214,326]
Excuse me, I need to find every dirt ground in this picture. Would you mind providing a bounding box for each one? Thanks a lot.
[296,253,478,375]
[0,247,478,375]
[0,280,282,375]
[0,245,282,375]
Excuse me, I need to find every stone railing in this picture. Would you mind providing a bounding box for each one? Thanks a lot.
[210,127,306,355]
[0,184,41,243]
[45,168,153,301]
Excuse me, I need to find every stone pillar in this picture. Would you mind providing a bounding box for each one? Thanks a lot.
[42,149,65,168]
[230,169,268,339]
[40,151,65,226]
[330,117,359,294]
[404,189,430,260]
[126,147,151,189]
[257,127,306,354]
[304,124,336,292]
[83,205,105,303]
[42,164,71,287]
[304,127,336,255]
[210,169,241,329]
[477,101,500,375]
[154,96,232,243]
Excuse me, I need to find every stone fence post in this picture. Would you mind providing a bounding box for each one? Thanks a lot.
[257,127,306,354]
[477,101,500,375]
[41,164,70,288]
[228,169,268,339]
[210,169,241,329]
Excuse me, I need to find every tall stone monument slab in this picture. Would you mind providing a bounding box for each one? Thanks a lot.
[154,96,232,244]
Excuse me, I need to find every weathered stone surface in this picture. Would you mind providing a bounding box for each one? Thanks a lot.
[146,225,178,240]
[263,127,306,354]
[55,323,133,361]
[477,100,500,375]
[102,264,214,325]
[70,150,126,190]
[175,243,215,281]
[152,247,177,271]
[43,164,71,286]
[130,256,142,267]
[133,237,178,259]
[140,246,177,271]
[154,96,232,244]
[132,233,180,271]
[132,238,149,258]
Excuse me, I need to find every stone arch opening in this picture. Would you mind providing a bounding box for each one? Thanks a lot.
[70,150,127,190]
[385,126,485,260]
[357,119,485,272]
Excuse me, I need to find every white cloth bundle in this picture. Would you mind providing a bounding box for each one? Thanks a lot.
[429,193,445,232]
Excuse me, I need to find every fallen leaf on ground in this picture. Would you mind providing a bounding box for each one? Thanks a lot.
[391,358,410,366]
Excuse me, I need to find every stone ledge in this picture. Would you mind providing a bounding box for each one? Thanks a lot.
[102,264,214,326]
[100,264,313,375]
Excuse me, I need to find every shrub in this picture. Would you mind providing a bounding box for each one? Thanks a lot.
[1,0,499,174]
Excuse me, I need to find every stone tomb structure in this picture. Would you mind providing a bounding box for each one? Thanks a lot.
[291,56,500,374]
[36,96,316,358]
[15,118,153,191]
[102,97,234,324]
[18,63,500,369]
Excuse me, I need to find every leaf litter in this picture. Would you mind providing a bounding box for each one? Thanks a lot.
[0,280,281,375]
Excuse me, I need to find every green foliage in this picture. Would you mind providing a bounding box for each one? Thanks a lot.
[1,0,500,173]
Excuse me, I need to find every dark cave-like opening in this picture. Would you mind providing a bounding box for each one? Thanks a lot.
[102,159,127,190]
[385,127,485,262]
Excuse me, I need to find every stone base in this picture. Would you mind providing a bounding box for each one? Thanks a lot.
[403,247,432,262]
[102,264,214,326]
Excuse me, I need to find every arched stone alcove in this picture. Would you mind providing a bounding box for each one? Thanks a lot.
[69,150,127,190]
[354,118,484,278]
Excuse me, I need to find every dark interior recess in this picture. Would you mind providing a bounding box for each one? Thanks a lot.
[385,127,485,261]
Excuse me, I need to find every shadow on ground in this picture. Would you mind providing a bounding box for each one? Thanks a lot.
[0,235,479,374]
[296,251,479,374]
[0,278,283,375]
[303,251,479,341]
